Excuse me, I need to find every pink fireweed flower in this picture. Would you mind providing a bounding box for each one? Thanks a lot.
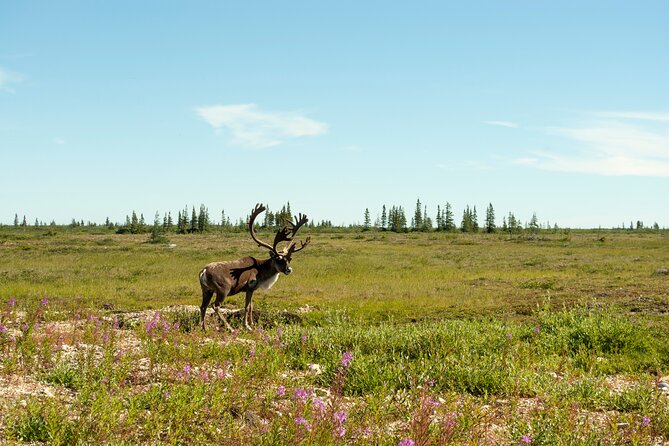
[398,439,415,446]
[340,351,353,368]
[334,410,347,424]
[294,416,311,431]
[312,398,326,417]
[294,387,308,402]
[534,325,541,334]
[337,426,346,439]
[520,434,533,444]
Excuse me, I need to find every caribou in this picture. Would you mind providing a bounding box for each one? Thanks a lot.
[199,203,310,331]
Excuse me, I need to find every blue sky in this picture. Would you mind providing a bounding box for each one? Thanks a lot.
[1,1,668,228]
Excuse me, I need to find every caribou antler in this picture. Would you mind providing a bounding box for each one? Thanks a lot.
[288,213,309,237]
[249,204,275,252]
[286,236,311,259]
[248,204,310,256]
[284,213,310,258]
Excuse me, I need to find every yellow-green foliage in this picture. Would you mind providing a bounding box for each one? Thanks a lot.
[1,228,668,322]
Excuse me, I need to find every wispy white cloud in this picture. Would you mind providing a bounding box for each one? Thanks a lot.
[485,120,519,128]
[0,66,24,93]
[53,137,66,145]
[594,111,669,122]
[195,103,327,148]
[514,111,669,177]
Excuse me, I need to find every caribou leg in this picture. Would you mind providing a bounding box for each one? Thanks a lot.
[244,289,255,331]
[200,288,214,330]
[212,295,234,331]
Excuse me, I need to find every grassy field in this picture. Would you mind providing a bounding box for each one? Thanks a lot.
[1,227,669,444]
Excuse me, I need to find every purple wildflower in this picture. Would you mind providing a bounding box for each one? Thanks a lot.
[294,387,308,402]
[337,426,346,439]
[40,297,49,307]
[301,334,308,343]
[0,325,7,333]
[334,410,347,424]
[520,434,533,444]
[294,416,311,431]
[312,397,326,416]
[8,297,16,307]
[276,385,286,397]
[146,312,160,334]
[183,364,192,375]
[398,439,415,446]
[340,351,353,368]
[534,325,541,334]
[642,415,651,428]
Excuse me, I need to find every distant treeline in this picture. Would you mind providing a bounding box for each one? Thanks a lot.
[8,198,665,234]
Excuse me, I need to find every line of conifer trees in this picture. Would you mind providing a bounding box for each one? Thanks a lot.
[8,200,664,233]
[366,199,551,234]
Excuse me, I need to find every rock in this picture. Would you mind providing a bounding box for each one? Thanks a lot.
[655,268,669,276]
[307,364,323,375]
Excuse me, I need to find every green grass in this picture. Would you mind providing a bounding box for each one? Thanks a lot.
[1,227,669,444]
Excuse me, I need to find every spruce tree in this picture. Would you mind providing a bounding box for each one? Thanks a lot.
[443,203,455,231]
[528,212,540,234]
[14,214,19,227]
[167,212,174,232]
[485,203,496,233]
[413,198,423,231]
[472,206,479,233]
[381,205,387,231]
[363,208,371,231]
[198,204,209,232]
[130,211,139,234]
[149,212,168,244]
[190,207,198,233]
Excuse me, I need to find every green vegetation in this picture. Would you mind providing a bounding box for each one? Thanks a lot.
[1,227,668,444]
